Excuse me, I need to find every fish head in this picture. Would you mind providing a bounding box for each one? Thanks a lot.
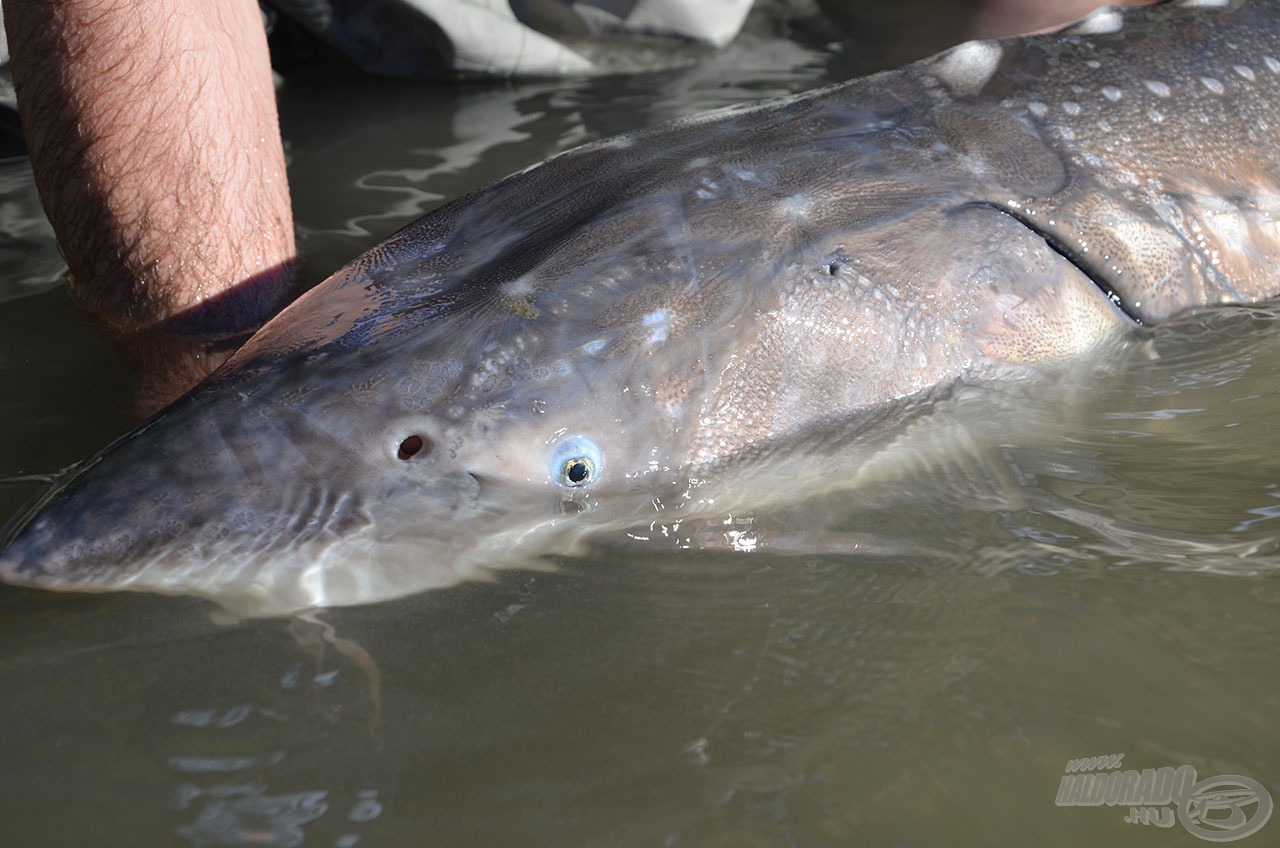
[0,202,772,615]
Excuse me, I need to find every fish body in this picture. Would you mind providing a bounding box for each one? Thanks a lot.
[4,0,1280,615]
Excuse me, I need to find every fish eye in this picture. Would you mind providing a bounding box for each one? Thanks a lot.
[563,456,593,486]
[550,435,602,488]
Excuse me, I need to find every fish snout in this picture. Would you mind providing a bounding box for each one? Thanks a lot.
[0,456,182,592]
[0,401,323,597]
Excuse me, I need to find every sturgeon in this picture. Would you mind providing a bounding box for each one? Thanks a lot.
[3,0,1280,615]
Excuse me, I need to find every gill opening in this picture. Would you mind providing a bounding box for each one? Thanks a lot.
[965,201,1144,326]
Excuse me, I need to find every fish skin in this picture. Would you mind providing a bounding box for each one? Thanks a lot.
[3,0,1279,615]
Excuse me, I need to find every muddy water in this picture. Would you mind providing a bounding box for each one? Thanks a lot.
[1,7,1278,847]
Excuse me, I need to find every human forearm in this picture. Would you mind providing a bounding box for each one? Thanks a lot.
[4,0,295,331]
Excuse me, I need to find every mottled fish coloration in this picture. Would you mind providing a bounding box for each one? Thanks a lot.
[4,0,1280,615]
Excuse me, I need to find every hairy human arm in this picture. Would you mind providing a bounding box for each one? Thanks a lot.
[4,0,295,332]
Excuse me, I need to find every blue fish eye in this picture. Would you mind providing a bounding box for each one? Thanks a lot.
[550,435,602,488]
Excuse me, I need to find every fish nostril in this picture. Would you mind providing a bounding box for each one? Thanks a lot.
[397,435,429,460]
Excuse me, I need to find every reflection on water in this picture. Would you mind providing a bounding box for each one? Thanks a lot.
[2,9,1280,848]
[0,165,61,304]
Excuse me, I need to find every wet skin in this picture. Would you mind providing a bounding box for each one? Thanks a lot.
[3,0,1280,616]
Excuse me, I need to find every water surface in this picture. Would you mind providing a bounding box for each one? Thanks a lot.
[1,9,1278,847]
